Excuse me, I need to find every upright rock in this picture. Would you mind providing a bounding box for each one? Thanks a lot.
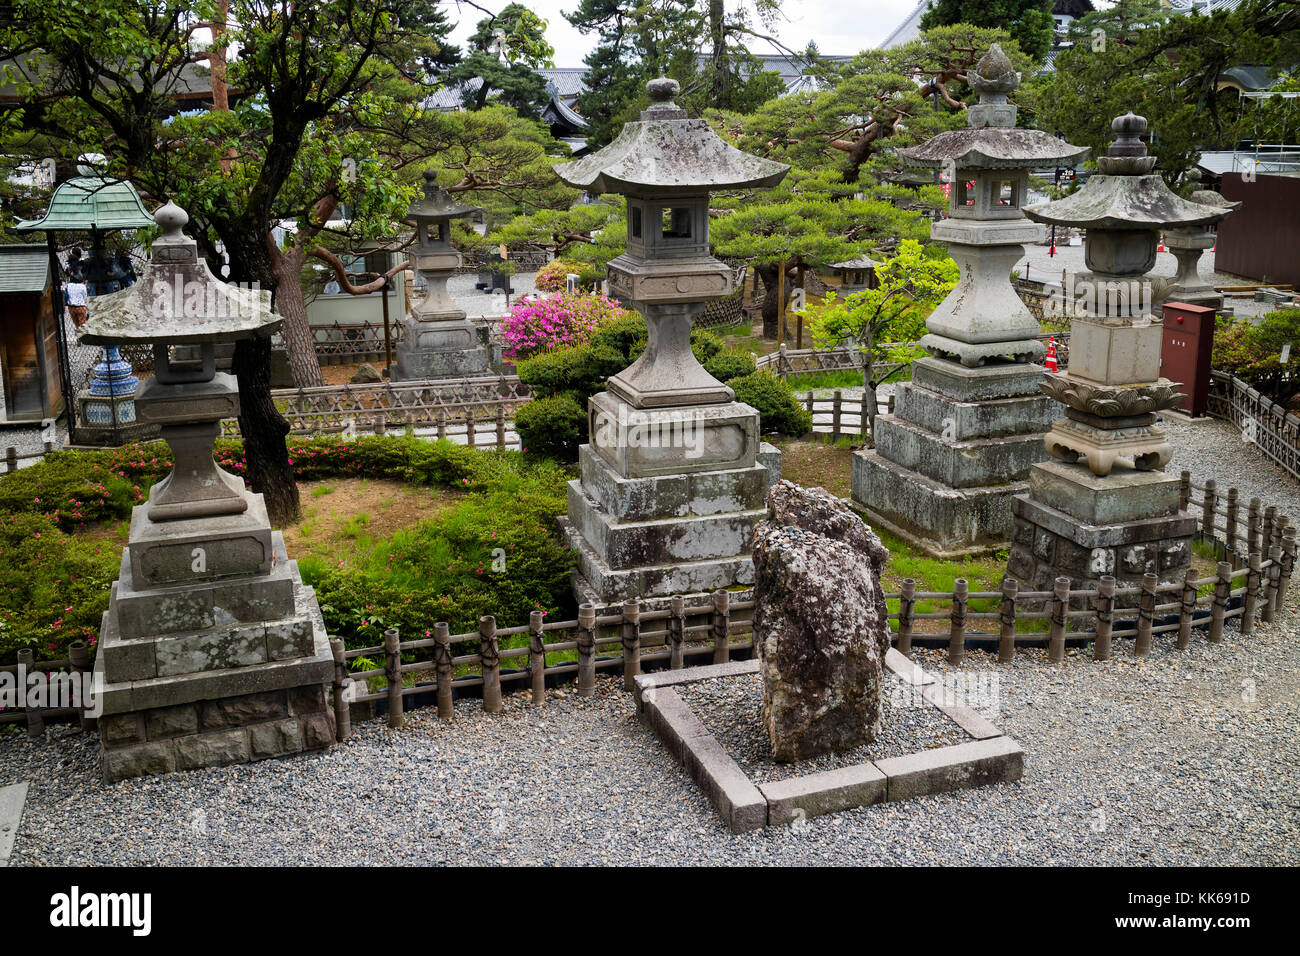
[753,481,890,762]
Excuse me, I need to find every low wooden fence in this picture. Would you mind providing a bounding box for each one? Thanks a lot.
[0,641,96,738]
[793,389,892,441]
[1206,370,1300,481]
[1,441,56,475]
[221,374,531,445]
[331,594,754,738]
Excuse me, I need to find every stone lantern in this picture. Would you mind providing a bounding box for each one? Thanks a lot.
[851,44,1089,557]
[1006,112,1235,598]
[80,202,336,783]
[553,77,789,604]
[1161,169,1240,309]
[391,170,491,381]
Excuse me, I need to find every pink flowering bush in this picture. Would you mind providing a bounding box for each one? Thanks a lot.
[501,292,635,360]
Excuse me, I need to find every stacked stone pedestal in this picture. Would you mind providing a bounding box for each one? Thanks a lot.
[1008,460,1195,607]
[559,390,781,605]
[851,357,1059,557]
[391,314,492,381]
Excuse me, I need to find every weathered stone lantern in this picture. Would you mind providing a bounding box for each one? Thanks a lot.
[1161,169,1240,309]
[392,170,491,381]
[80,201,335,782]
[851,44,1089,557]
[1007,113,1234,598]
[553,77,789,603]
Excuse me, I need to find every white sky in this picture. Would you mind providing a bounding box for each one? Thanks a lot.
[442,0,927,65]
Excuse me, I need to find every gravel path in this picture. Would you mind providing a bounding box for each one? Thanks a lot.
[676,671,968,784]
[3,601,1297,865]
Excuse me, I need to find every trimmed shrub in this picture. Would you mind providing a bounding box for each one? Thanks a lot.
[730,371,813,436]
[515,392,588,460]
[532,258,570,293]
[704,350,758,383]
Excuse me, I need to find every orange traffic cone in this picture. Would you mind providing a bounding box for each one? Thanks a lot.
[1044,337,1059,372]
[1157,234,1166,252]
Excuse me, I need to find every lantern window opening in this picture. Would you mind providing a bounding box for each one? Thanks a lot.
[661,207,693,240]
[630,206,643,239]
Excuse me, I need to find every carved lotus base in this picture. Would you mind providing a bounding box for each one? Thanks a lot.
[1044,417,1172,478]
[1039,373,1185,417]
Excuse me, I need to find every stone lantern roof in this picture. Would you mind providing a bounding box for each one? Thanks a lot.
[79,201,280,346]
[1025,113,1235,229]
[406,169,479,222]
[553,78,788,195]
[898,44,1089,171]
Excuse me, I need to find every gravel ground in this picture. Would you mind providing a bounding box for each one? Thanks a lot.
[2,600,1297,865]
[675,672,969,784]
[1158,413,1300,522]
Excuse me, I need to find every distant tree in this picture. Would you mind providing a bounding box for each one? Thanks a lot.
[920,0,1056,62]
[448,3,554,114]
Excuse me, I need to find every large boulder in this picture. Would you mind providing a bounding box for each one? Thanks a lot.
[753,480,890,762]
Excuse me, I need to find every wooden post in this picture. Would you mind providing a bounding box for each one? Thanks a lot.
[68,639,95,732]
[1247,497,1261,555]
[1225,487,1240,556]
[1280,527,1297,601]
[948,578,968,665]
[777,257,787,345]
[16,648,42,738]
[1201,478,1217,537]
[1134,572,1157,656]
[1264,545,1282,623]
[669,595,686,670]
[330,638,352,742]
[577,603,596,696]
[831,390,842,441]
[1094,575,1116,661]
[1209,561,1231,643]
[1048,576,1069,662]
[898,578,916,657]
[712,589,731,665]
[1178,470,1191,510]
[375,414,387,436]
[1176,566,1197,650]
[435,622,454,721]
[1264,505,1277,553]
[998,577,1018,663]
[480,615,501,713]
[437,410,447,442]
[4,447,16,475]
[384,627,403,728]
[621,598,641,691]
[496,406,506,450]
[465,411,476,447]
[1242,551,1262,636]
[529,610,546,707]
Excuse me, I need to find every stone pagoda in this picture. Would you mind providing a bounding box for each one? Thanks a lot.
[391,170,493,381]
[851,45,1089,557]
[1008,112,1235,597]
[553,78,789,604]
[81,202,336,783]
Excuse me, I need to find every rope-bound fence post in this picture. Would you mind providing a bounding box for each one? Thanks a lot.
[1264,505,1277,554]
[465,410,476,447]
[17,648,42,738]
[496,406,506,450]
[998,576,1018,664]
[1226,487,1240,556]
[1264,545,1282,623]
[1177,567,1197,650]
[68,639,95,732]
[948,578,968,665]
[1247,498,1261,556]
[1202,478,1217,537]
[435,622,453,721]
[1243,551,1262,636]
[712,590,730,665]
[622,598,641,691]
[529,610,545,707]
[1209,561,1231,643]
[669,595,686,670]
[1094,576,1116,661]
[831,390,842,441]
[1179,470,1191,511]
[330,637,352,742]
[436,410,447,442]
[383,627,403,728]
[480,615,501,714]
[898,578,916,657]
[1048,576,1069,662]
[1280,527,1297,600]
[1134,573,1157,656]
[577,603,596,696]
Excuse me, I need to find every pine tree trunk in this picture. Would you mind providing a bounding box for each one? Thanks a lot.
[757,262,779,338]
[232,335,300,526]
[273,249,324,389]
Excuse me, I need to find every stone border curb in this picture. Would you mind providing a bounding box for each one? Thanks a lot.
[0,782,29,867]
[636,655,1023,831]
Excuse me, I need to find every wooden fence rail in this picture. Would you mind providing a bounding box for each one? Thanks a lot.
[1206,370,1300,481]
[2,442,55,475]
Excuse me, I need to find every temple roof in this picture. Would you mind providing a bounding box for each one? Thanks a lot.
[15,176,154,233]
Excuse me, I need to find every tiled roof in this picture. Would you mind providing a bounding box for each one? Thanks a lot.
[14,177,154,233]
[0,244,52,293]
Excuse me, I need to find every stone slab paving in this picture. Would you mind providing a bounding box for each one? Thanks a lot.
[0,782,28,867]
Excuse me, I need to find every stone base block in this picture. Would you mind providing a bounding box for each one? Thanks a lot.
[874,414,1048,488]
[1028,460,1183,525]
[587,390,759,478]
[1068,316,1163,386]
[894,380,1059,441]
[1007,488,1195,604]
[391,345,490,382]
[851,450,1024,557]
[577,444,770,521]
[1044,416,1173,477]
[911,357,1050,402]
[127,492,274,588]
